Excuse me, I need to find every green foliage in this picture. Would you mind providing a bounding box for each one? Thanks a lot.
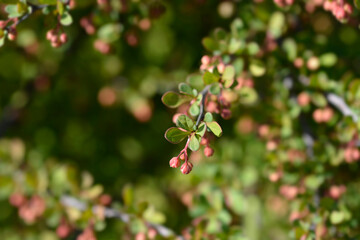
[1,0,360,239]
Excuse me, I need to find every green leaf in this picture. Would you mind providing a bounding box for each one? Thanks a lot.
[176,115,195,131]
[228,38,243,54]
[320,53,337,67]
[206,121,223,137]
[17,2,28,15]
[204,112,213,122]
[238,87,258,105]
[5,4,23,18]
[0,0,18,3]
[222,65,235,88]
[282,38,297,61]
[165,127,190,144]
[98,23,123,43]
[203,71,220,85]
[122,184,134,207]
[60,11,73,26]
[187,74,204,90]
[268,12,285,38]
[209,83,221,95]
[179,83,193,96]
[355,0,360,9]
[196,122,206,137]
[311,93,327,107]
[189,103,200,117]
[330,211,344,224]
[249,60,266,77]
[28,0,57,4]
[202,37,218,51]
[189,134,200,151]
[247,42,260,56]
[233,58,244,75]
[162,91,189,108]
[231,18,244,37]
[0,36,5,48]
[57,0,64,15]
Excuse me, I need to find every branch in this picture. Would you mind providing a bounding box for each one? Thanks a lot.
[195,85,210,128]
[297,76,358,123]
[60,195,184,239]
[326,93,358,123]
[4,3,48,32]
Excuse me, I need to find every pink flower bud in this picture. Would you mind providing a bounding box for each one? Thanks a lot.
[297,92,311,106]
[334,7,346,20]
[352,148,360,161]
[99,194,112,205]
[169,157,180,168]
[344,147,354,163]
[221,108,232,119]
[279,185,298,200]
[60,33,68,44]
[217,63,225,74]
[293,57,304,68]
[8,28,17,41]
[138,18,151,31]
[46,29,55,40]
[0,20,7,29]
[179,153,185,161]
[56,223,71,238]
[322,107,334,122]
[135,232,146,240]
[204,146,214,157]
[201,55,211,65]
[200,137,209,145]
[269,171,282,182]
[148,228,157,239]
[94,39,111,54]
[344,3,353,14]
[51,40,61,48]
[266,140,277,151]
[9,193,26,207]
[258,124,270,138]
[180,162,193,174]
[313,109,323,123]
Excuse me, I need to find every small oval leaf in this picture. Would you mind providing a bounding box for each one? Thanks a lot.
[206,121,223,137]
[165,127,190,144]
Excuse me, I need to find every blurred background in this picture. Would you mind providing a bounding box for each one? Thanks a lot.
[1,0,360,239]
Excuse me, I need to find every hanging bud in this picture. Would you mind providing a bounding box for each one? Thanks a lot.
[180,162,193,174]
[60,33,68,44]
[169,157,180,168]
[221,108,232,119]
[204,146,214,157]
[8,27,17,41]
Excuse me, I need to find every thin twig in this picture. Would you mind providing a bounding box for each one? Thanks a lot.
[195,85,210,128]
[60,195,184,239]
[326,93,358,122]
[4,3,48,32]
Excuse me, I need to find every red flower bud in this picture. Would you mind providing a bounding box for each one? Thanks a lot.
[46,29,56,40]
[204,146,214,157]
[169,157,180,168]
[9,193,26,207]
[180,162,193,174]
[60,33,68,44]
[56,223,71,238]
[8,28,17,41]
[0,20,7,29]
[201,55,211,65]
[221,108,232,119]
[297,92,311,107]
